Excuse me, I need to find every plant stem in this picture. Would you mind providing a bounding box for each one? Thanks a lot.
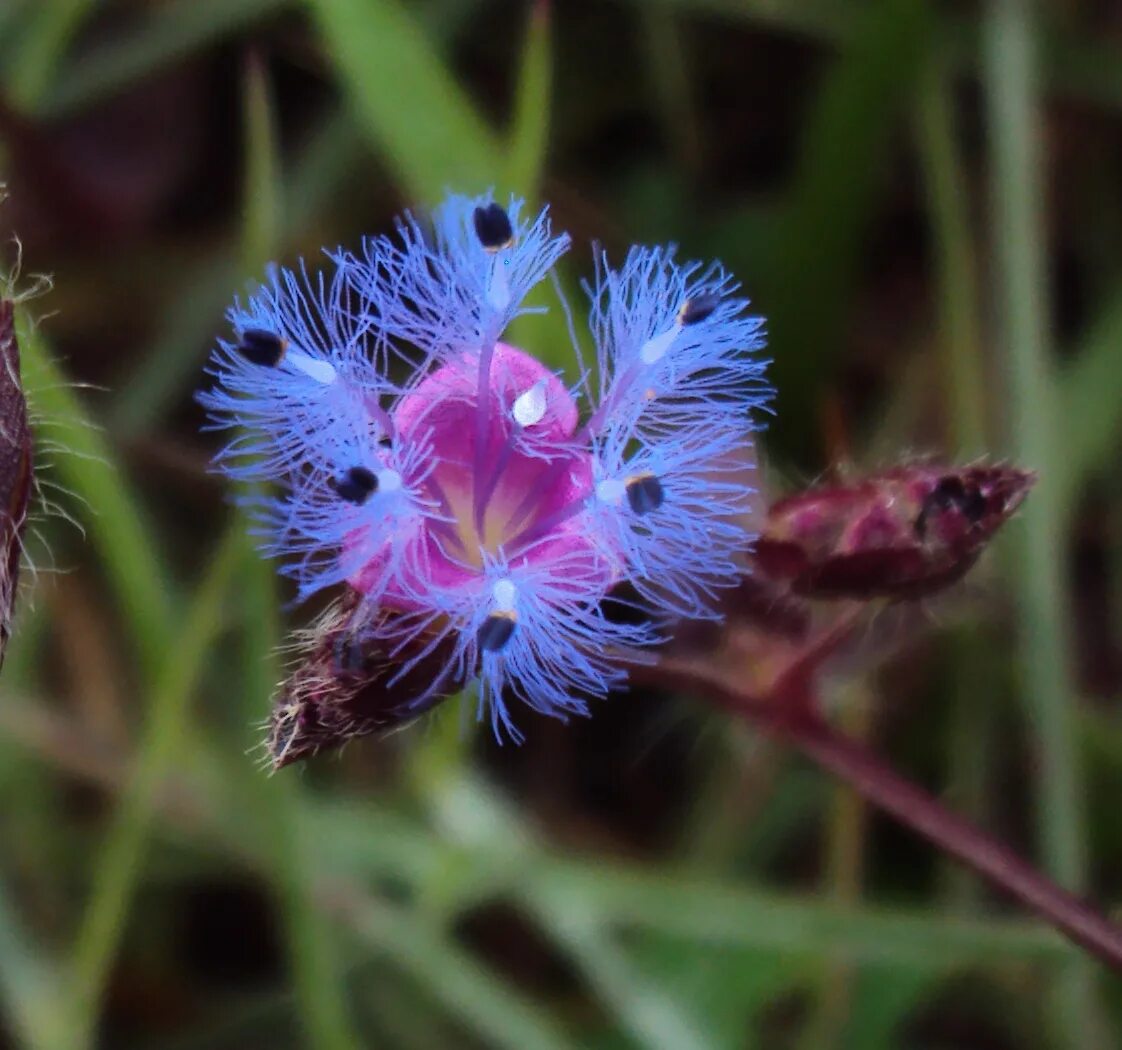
[647,661,1122,971]
[790,716,1122,969]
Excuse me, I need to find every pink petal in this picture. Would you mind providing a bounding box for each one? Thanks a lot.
[393,342,578,446]
[348,343,615,608]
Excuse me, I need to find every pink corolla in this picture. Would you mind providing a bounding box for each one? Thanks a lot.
[199,194,770,741]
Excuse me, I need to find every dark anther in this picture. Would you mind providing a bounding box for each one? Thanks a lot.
[915,476,988,537]
[626,473,664,515]
[478,611,517,653]
[330,466,379,505]
[678,293,721,326]
[237,328,287,367]
[473,203,514,252]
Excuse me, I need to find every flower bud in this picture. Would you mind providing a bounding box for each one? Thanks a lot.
[267,598,460,769]
[751,463,1035,599]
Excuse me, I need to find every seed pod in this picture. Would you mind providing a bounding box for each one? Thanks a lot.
[751,463,1035,600]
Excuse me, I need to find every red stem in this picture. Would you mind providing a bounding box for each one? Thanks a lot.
[793,716,1122,968]
[649,661,1122,971]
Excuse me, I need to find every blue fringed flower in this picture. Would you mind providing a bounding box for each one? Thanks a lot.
[200,193,771,741]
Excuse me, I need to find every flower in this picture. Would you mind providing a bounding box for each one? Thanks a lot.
[200,193,770,743]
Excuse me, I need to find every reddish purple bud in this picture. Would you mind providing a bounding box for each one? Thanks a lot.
[267,598,460,769]
[0,300,31,664]
[751,463,1035,600]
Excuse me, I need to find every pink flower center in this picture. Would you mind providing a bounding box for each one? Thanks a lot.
[348,344,604,603]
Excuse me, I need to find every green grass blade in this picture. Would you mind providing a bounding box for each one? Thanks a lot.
[636,0,1122,112]
[241,51,281,276]
[627,936,801,1050]
[308,794,1079,967]
[533,859,1074,968]
[111,107,360,436]
[499,1,582,376]
[241,543,364,1050]
[760,0,932,466]
[529,895,712,1050]
[985,0,1083,947]
[0,2,34,69]
[0,877,67,1050]
[5,0,97,112]
[1059,287,1122,504]
[505,0,552,199]
[340,896,572,1050]
[639,6,701,176]
[19,321,175,681]
[110,252,241,435]
[68,522,243,1047]
[308,0,499,203]
[916,47,987,456]
[839,966,932,1050]
[984,1,1104,1043]
[233,57,362,1048]
[41,0,288,118]
[915,43,993,913]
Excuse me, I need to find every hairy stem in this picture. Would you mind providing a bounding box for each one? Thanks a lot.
[647,660,1122,971]
[792,717,1121,969]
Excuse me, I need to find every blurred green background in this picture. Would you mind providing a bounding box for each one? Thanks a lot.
[1,0,1121,1047]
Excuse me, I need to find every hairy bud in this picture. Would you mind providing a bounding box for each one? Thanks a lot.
[266,597,461,769]
[751,463,1035,599]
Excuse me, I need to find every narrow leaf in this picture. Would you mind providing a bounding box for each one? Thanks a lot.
[308,0,499,202]
[505,0,552,199]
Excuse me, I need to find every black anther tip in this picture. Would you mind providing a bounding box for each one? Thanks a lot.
[626,473,664,515]
[473,202,514,252]
[330,466,379,505]
[478,611,517,652]
[237,328,287,367]
[678,293,721,326]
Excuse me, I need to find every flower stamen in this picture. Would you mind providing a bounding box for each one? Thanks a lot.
[512,380,548,427]
[237,328,287,367]
[639,293,721,365]
[639,325,678,365]
[478,611,517,652]
[473,203,515,252]
[678,292,720,326]
[287,353,337,385]
[625,473,664,514]
[478,577,519,652]
[330,466,378,504]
